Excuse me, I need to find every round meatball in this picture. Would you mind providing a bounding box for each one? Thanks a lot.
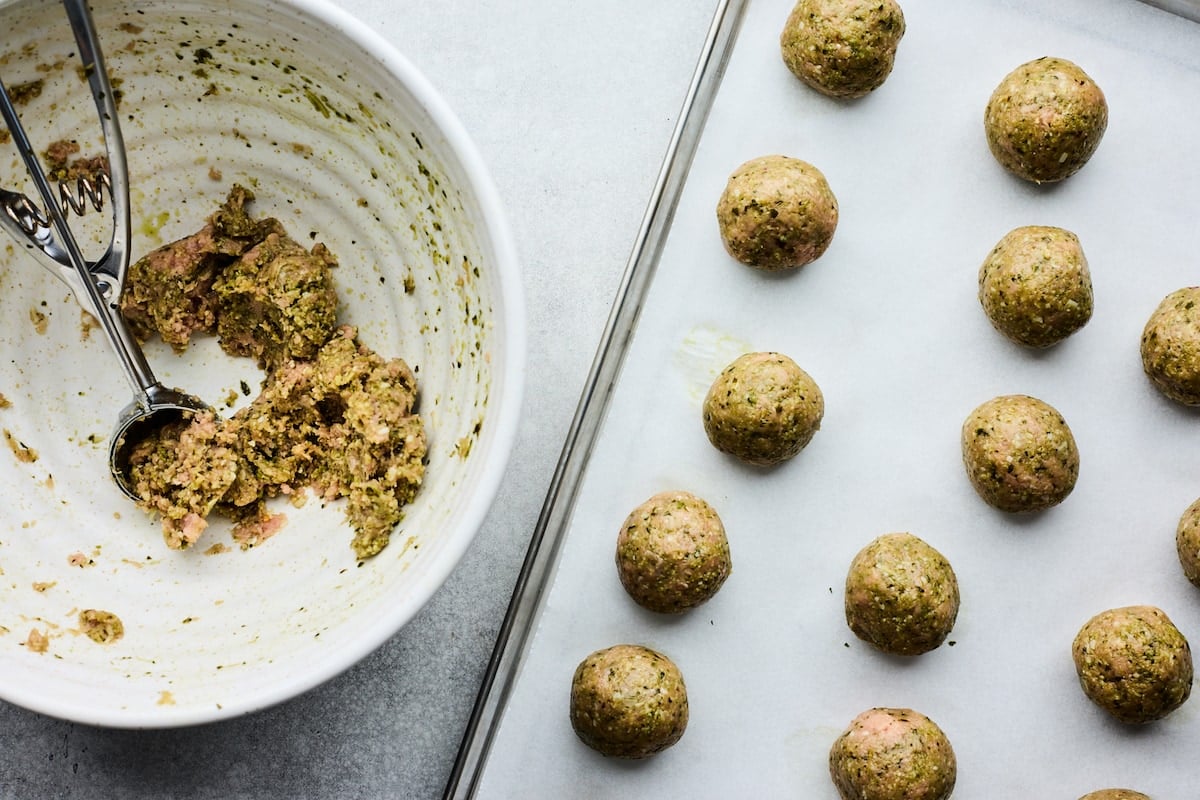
[1176,496,1200,589]
[978,225,1093,348]
[1072,605,1193,724]
[569,644,689,758]
[1079,791,1151,800]
[780,0,906,99]
[716,155,838,271]
[702,351,824,466]
[844,533,959,656]
[1141,286,1200,405]
[984,57,1108,183]
[616,491,732,613]
[961,394,1079,512]
[829,707,956,800]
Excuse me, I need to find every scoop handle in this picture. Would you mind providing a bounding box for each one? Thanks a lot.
[0,1,158,406]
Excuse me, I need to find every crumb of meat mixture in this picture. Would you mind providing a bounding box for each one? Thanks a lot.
[43,139,109,184]
[10,80,44,106]
[25,628,49,653]
[78,610,124,644]
[122,189,425,558]
[42,138,78,172]
[3,428,38,463]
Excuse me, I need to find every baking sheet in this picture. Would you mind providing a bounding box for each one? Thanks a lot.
[459,0,1200,795]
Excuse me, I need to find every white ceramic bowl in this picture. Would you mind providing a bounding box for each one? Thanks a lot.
[0,0,523,726]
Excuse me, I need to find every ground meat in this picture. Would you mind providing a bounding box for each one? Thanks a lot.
[131,327,425,558]
[615,490,732,613]
[844,532,959,656]
[214,232,338,369]
[1072,605,1193,724]
[303,328,426,559]
[123,191,424,559]
[984,56,1108,184]
[829,707,956,800]
[703,351,824,466]
[127,410,239,549]
[780,0,905,99]
[569,644,689,759]
[716,155,838,271]
[1141,286,1200,406]
[978,225,1093,348]
[120,186,283,349]
[960,394,1079,512]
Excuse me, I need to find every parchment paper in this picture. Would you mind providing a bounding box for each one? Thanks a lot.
[477,0,1200,795]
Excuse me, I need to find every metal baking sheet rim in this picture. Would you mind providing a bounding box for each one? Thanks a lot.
[444,2,747,795]
[445,0,1200,797]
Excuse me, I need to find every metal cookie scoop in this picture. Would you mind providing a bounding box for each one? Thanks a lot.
[0,0,209,499]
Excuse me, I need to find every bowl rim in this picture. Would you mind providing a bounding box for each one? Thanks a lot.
[1,0,525,728]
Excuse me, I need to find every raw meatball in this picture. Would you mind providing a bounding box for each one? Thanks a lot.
[716,155,838,271]
[1072,605,1193,724]
[960,394,1079,512]
[780,0,905,99]
[978,225,1093,348]
[569,644,688,758]
[984,57,1108,183]
[77,609,124,644]
[1141,286,1200,405]
[1079,791,1151,800]
[616,490,732,613]
[702,351,824,466]
[844,533,959,656]
[829,707,956,800]
[1177,496,1200,588]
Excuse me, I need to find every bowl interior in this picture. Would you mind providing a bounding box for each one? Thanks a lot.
[0,0,521,725]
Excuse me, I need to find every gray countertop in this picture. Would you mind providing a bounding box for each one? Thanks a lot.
[0,1,716,797]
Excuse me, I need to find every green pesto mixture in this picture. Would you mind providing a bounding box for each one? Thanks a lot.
[123,187,425,559]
